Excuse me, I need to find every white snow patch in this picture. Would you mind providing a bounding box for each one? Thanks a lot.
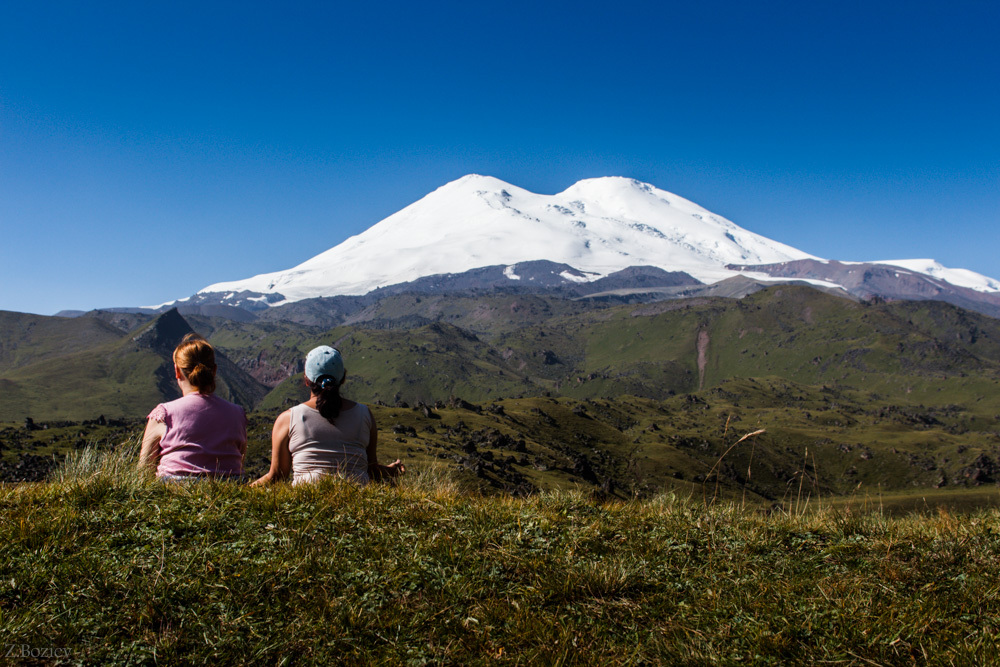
[559,271,591,283]
[503,265,521,280]
[875,259,1000,293]
[740,273,845,290]
[144,296,189,310]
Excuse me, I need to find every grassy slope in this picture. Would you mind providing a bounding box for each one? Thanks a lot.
[194,316,325,385]
[0,311,125,373]
[1,452,998,665]
[250,377,1000,499]
[258,323,533,410]
[5,373,1000,498]
[4,288,1000,497]
[0,342,170,422]
[345,292,600,335]
[267,287,1000,408]
[6,287,1000,419]
[0,335,267,423]
[0,312,271,421]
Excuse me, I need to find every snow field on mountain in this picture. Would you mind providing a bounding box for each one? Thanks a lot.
[874,259,1000,293]
[199,175,817,304]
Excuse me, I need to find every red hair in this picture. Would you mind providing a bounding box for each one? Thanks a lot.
[173,333,217,393]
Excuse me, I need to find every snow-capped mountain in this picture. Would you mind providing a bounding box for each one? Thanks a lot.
[191,175,817,306]
[872,259,1000,293]
[168,174,1000,317]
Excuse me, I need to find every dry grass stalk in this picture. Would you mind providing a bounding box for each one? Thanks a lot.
[703,428,766,506]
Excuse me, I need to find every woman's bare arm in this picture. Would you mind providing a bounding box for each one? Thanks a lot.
[250,410,292,486]
[366,410,405,482]
[137,419,166,472]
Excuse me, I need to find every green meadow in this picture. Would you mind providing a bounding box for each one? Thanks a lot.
[1,444,998,665]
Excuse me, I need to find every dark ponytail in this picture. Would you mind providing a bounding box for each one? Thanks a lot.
[308,375,342,424]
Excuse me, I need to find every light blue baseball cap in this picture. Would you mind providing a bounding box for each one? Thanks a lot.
[305,346,345,384]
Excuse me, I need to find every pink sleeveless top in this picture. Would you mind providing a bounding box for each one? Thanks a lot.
[147,393,247,477]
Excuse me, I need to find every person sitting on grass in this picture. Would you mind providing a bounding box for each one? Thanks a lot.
[138,333,247,479]
[251,345,404,487]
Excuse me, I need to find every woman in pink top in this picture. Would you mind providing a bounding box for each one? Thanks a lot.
[138,333,247,478]
[251,346,404,486]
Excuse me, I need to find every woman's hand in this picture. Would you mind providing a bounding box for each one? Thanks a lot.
[249,474,272,487]
[384,459,406,477]
[370,459,406,482]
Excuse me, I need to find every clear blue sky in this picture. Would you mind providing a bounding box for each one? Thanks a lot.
[1,0,997,315]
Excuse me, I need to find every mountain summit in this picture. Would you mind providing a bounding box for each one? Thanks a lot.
[193,175,815,306]
[171,175,999,316]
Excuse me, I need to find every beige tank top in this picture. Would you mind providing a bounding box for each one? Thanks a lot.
[288,402,371,485]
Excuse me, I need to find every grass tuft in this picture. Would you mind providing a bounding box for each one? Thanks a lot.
[48,435,148,487]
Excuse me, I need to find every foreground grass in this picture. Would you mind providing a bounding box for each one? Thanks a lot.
[1,446,999,664]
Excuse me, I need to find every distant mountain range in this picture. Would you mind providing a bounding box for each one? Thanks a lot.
[11,283,1000,422]
[116,174,996,321]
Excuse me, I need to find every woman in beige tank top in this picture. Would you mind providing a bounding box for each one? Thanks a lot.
[251,346,405,486]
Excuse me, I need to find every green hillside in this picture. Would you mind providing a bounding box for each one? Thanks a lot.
[0,341,170,422]
[0,310,126,373]
[4,287,1000,500]
[0,309,268,421]
[2,460,998,664]
[8,287,1000,422]
[343,292,603,335]
[246,286,1000,408]
[7,373,999,500]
